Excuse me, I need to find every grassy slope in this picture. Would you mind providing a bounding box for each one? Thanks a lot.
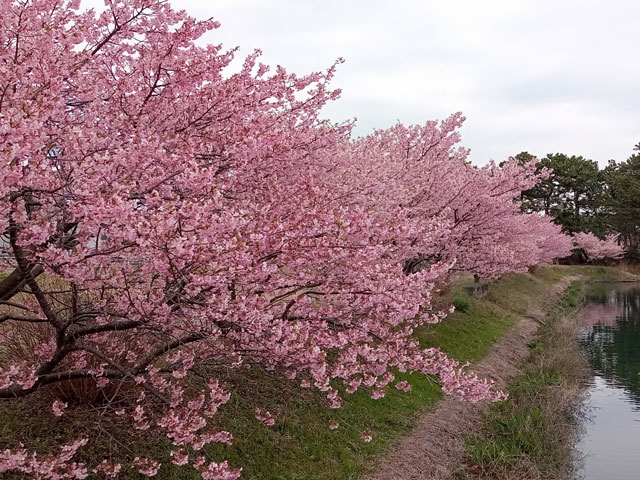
[0,266,625,479]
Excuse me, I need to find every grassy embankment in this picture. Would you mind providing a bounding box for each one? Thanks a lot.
[0,266,624,479]
[457,268,628,480]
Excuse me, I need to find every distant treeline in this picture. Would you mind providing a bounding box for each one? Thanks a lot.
[513,144,640,259]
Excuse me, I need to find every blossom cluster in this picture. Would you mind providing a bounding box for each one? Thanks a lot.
[573,232,625,261]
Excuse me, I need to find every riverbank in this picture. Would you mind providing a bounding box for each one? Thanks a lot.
[456,281,587,480]
[0,266,632,479]
[455,270,637,480]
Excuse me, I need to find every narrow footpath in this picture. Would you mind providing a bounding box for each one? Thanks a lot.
[364,276,578,480]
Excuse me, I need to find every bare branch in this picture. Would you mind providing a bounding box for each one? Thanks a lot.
[0,314,48,324]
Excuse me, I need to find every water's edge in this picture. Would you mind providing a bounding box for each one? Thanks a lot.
[575,282,640,480]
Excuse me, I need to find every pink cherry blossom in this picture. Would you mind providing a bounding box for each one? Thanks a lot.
[52,400,68,417]
[133,457,161,477]
[94,461,121,478]
[201,460,242,480]
[0,438,88,478]
[395,381,412,392]
[255,408,276,427]
[574,232,625,261]
[170,449,189,466]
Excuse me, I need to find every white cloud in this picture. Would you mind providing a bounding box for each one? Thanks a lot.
[82,0,640,165]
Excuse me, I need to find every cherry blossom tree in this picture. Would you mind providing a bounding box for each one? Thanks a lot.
[573,232,625,262]
[328,120,573,279]
[0,0,507,477]
[0,0,573,478]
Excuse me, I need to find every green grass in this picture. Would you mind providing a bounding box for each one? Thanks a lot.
[0,266,623,479]
[452,292,472,313]
[463,279,590,479]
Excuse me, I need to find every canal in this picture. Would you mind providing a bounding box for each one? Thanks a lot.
[577,283,640,480]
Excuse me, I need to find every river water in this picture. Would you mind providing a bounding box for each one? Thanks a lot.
[576,283,640,480]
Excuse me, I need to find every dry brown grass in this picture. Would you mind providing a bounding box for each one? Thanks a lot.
[0,276,131,404]
[614,259,640,276]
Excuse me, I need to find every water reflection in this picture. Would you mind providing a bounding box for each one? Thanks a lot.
[577,283,640,480]
[580,285,640,405]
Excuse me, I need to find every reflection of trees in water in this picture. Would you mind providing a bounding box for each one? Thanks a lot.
[581,302,623,328]
[581,287,640,403]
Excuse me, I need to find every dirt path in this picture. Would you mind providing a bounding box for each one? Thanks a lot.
[363,277,578,480]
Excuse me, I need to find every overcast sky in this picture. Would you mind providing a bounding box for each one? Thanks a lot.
[88,0,640,166]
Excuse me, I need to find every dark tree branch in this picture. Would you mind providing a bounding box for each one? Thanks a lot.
[9,223,63,330]
[134,332,207,373]
[0,314,48,324]
[71,319,142,338]
[0,264,44,302]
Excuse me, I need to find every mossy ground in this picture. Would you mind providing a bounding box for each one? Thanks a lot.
[0,266,626,479]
